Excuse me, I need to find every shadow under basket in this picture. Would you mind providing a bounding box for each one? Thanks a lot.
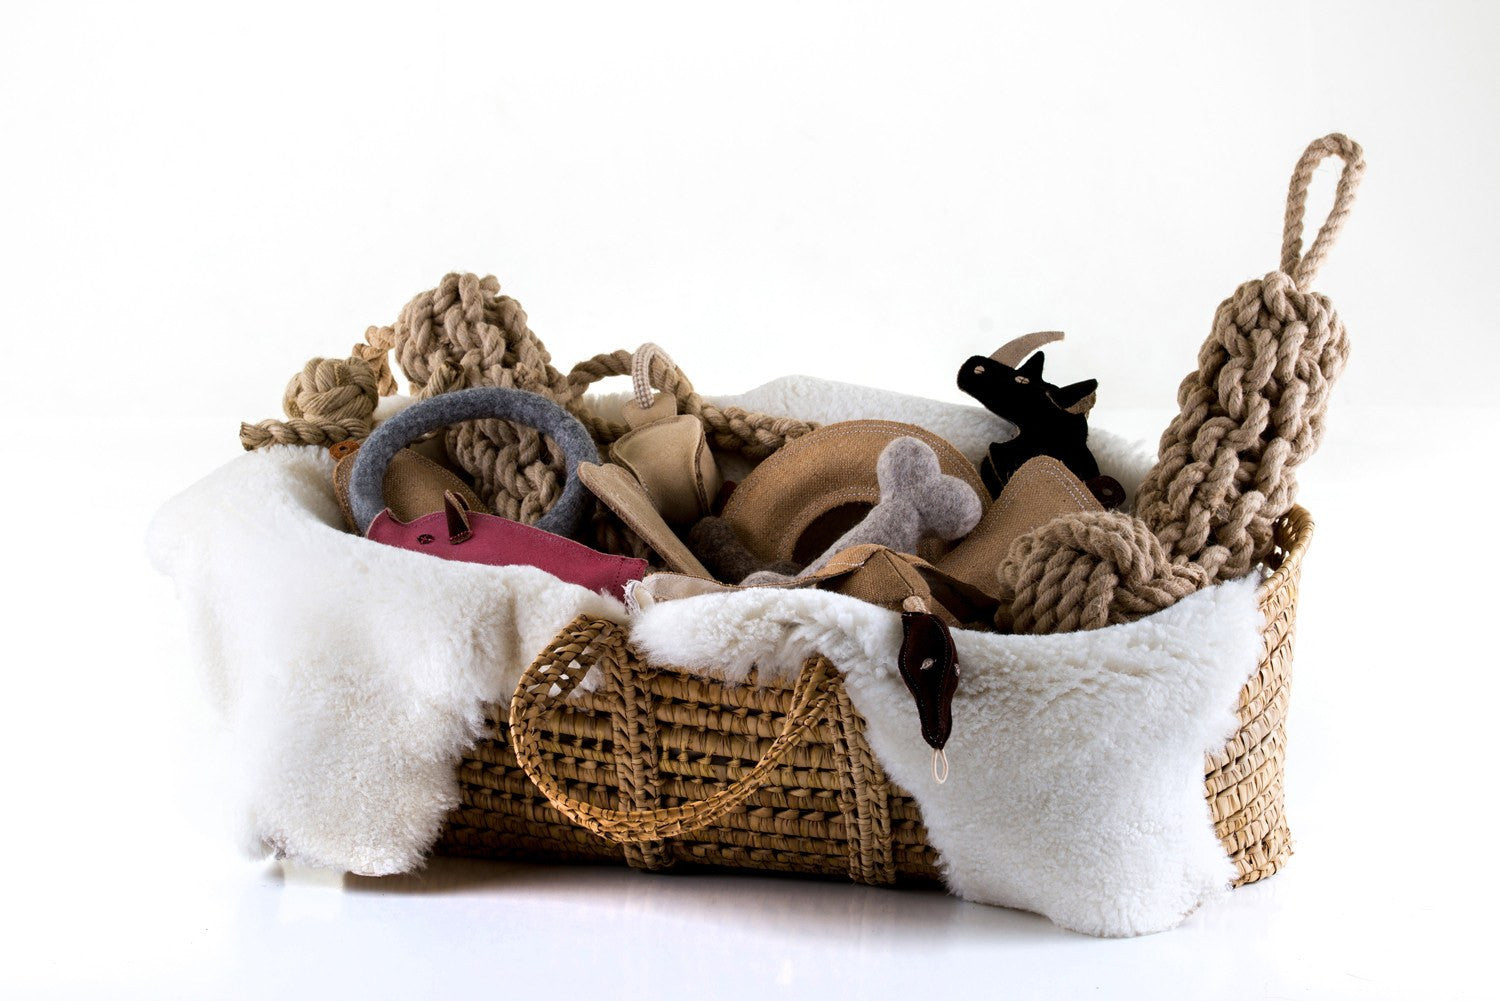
[436,507,1311,889]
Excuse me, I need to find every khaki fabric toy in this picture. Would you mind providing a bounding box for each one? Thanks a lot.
[719,420,986,567]
[742,435,983,584]
[634,543,998,628]
[935,455,1103,599]
[331,440,490,534]
[610,343,723,525]
[579,344,722,578]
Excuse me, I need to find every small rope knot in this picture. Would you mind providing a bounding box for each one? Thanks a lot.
[999,511,1210,635]
[353,327,399,396]
[238,356,381,450]
[282,357,379,422]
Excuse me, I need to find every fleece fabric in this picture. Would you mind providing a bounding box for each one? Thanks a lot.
[148,446,626,875]
[150,376,1260,936]
[629,579,1262,937]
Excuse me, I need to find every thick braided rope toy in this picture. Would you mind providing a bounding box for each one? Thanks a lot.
[998,134,1362,633]
[241,274,815,551]
[1133,134,1361,580]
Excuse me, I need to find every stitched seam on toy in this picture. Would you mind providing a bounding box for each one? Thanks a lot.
[986,459,1097,525]
[691,436,712,509]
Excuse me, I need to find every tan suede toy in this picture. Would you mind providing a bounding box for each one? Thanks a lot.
[742,436,983,585]
[578,344,722,577]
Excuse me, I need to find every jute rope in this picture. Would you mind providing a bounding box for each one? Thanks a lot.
[998,511,1210,634]
[241,135,1356,628]
[241,273,815,542]
[238,356,383,449]
[998,134,1362,633]
[1134,133,1360,580]
[565,348,817,455]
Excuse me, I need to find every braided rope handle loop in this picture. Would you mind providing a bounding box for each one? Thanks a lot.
[629,343,674,411]
[1281,133,1365,287]
[509,616,842,843]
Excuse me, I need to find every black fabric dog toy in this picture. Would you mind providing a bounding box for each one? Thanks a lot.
[957,331,1121,507]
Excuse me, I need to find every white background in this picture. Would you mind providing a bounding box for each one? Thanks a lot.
[2,2,1496,999]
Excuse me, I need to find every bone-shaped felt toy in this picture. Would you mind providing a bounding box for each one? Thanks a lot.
[745,436,984,584]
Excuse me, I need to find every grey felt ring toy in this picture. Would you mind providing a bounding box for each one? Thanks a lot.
[348,386,601,539]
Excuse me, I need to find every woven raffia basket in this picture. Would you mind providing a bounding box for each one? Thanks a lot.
[229,134,1358,896]
[435,506,1309,887]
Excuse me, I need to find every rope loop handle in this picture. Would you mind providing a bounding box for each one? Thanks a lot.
[1127,135,1360,598]
[565,348,818,459]
[566,347,699,417]
[1280,133,1365,287]
[629,343,674,411]
[509,616,841,843]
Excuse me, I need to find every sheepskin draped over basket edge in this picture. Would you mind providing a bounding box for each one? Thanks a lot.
[437,508,1304,937]
[151,380,1301,937]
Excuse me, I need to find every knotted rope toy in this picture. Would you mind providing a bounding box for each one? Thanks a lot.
[1133,134,1361,580]
[238,356,383,450]
[998,133,1363,633]
[998,511,1211,634]
[241,273,816,552]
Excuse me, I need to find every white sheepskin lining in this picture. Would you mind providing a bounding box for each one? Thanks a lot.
[149,378,1264,937]
[629,579,1262,937]
[148,446,627,875]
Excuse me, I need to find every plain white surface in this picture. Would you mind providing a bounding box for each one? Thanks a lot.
[2,2,1497,998]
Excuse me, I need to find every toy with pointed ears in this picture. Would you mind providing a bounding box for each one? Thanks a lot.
[957,331,1121,507]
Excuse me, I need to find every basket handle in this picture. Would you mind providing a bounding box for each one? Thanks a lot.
[508,616,841,843]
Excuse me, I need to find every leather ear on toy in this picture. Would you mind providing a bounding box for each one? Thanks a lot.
[1048,378,1098,413]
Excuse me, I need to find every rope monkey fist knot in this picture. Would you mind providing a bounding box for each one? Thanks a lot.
[998,510,1211,635]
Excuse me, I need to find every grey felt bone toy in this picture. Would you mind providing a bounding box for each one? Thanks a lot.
[743,436,983,585]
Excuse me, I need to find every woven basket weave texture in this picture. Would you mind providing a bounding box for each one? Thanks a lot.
[436,507,1310,887]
